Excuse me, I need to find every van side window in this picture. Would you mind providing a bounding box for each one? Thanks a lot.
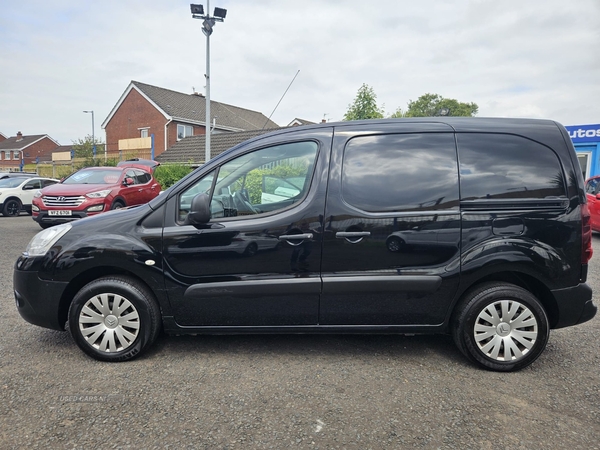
[178,141,318,221]
[341,133,459,212]
[458,134,567,201]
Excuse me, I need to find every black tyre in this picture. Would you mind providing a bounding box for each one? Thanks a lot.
[111,200,125,210]
[38,222,54,229]
[2,198,22,217]
[68,275,161,362]
[452,282,549,372]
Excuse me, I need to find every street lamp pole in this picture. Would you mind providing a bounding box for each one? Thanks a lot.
[191,2,226,164]
[83,110,96,158]
[205,0,211,165]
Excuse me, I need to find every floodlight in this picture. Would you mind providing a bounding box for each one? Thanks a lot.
[214,7,227,19]
[202,18,215,35]
[190,4,204,15]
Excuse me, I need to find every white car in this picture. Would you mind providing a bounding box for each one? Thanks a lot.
[0,176,59,217]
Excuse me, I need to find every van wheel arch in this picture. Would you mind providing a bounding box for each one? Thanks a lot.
[450,271,559,329]
[58,267,162,331]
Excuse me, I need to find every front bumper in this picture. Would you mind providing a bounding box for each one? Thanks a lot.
[14,265,70,331]
[551,283,597,329]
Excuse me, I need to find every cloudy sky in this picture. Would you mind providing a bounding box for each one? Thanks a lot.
[1,0,599,145]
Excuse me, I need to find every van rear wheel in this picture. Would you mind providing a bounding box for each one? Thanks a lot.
[68,276,161,362]
[452,282,549,371]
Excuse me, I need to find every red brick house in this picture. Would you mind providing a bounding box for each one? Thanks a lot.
[0,132,7,143]
[0,132,59,170]
[101,81,279,159]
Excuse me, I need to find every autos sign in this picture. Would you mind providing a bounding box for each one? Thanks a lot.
[566,124,600,143]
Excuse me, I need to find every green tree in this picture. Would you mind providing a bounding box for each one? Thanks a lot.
[404,93,478,117]
[71,135,113,168]
[72,134,105,158]
[389,107,407,118]
[343,84,385,121]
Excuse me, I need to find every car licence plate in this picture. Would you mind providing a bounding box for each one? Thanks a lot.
[48,210,72,216]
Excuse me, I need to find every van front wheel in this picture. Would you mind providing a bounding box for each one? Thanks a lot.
[452,282,549,372]
[68,276,161,362]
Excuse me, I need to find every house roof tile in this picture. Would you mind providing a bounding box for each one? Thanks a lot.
[156,129,279,164]
[130,81,279,131]
[0,135,54,151]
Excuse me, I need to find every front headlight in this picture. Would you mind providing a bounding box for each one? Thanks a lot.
[86,189,112,199]
[25,223,72,257]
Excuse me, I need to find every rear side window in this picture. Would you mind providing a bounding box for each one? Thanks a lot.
[586,178,599,195]
[134,169,151,184]
[342,133,459,212]
[458,134,566,201]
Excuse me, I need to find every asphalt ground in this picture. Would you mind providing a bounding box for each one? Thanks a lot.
[0,214,599,449]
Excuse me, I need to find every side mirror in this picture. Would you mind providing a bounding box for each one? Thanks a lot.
[187,193,212,225]
[123,177,134,186]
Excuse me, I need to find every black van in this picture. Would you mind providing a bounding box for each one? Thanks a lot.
[14,118,596,371]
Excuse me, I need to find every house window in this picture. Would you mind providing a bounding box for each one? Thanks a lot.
[140,128,149,138]
[177,124,193,140]
[13,151,20,160]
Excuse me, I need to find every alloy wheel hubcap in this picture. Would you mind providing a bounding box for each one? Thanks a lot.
[474,300,538,362]
[78,293,140,353]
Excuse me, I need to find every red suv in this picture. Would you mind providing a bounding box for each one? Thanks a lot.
[585,176,600,232]
[32,165,161,228]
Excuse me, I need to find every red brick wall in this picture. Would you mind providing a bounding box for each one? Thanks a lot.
[105,88,169,157]
[166,122,206,151]
[23,137,60,164]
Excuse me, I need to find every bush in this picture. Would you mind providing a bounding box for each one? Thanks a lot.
[154,164,194,189]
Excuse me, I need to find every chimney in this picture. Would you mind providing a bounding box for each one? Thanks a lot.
[16,131,23,141]
[321,119,327,124]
